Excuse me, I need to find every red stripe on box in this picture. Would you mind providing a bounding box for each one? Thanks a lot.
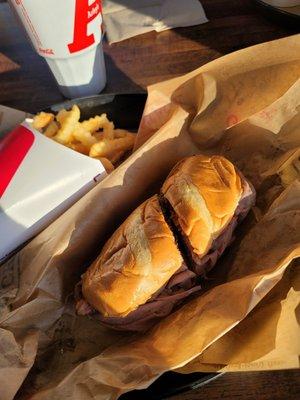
[0,125,35,198]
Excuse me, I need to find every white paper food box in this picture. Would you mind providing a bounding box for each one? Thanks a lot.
[0,106,106,261]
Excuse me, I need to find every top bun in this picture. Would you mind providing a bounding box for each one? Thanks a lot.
[161,155,243,257]
[82,195,183,317]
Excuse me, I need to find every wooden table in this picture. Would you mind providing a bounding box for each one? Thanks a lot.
[0,0,299,113]
[0,1,299,399]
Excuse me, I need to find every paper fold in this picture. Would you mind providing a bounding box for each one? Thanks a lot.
[0,35,299,400]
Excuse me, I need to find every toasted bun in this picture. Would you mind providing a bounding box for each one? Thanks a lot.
[82,195,183,317]
[161,155,243,257]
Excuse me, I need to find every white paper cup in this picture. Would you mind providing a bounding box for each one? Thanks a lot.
[8,0,106,98]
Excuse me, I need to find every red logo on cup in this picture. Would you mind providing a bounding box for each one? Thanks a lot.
[68,0,102,54]
[0,126,35,198]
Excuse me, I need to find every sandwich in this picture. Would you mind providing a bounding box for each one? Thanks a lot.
[76,155,256,331]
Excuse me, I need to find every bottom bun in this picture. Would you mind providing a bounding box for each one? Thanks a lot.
[76,262,201,331]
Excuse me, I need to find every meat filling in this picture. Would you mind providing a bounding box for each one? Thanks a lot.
[161,176,255,276]
[76,174,255,331]
[76,262,201,331]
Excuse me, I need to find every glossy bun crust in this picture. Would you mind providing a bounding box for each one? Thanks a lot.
[161,155,243,257]
[82,195,183,317]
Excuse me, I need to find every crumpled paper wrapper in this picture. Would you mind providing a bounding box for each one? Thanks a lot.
[103,0,208,43]
[0,35,299,400]
[178,258,300,373]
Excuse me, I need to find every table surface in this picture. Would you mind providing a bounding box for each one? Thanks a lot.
[0,0,299,113]
[0,0,299,399]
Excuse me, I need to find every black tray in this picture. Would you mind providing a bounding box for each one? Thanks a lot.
[120,371,220,400]
[45,93,219,399]
[45,93,148,131]
[253,0,300,27]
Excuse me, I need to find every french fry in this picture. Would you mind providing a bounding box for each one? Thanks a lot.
[44,120,59,138]
[80,114,109,133]
[56,109,68,124]
[73,124,97,148]
[89,140,108,158]
[109,150,125,164]
[93,132,104,141]
[69,142,90,155]
[92,156,115,173]
[32,112,54,130]
[103,121,114,139]
[89,136,135,158]
[34,104,134,167]
[113,129,135,139]
[54,105,80,144]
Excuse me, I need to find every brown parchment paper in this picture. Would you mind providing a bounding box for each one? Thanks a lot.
[177,258,300,373]
[0,35,300,400]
